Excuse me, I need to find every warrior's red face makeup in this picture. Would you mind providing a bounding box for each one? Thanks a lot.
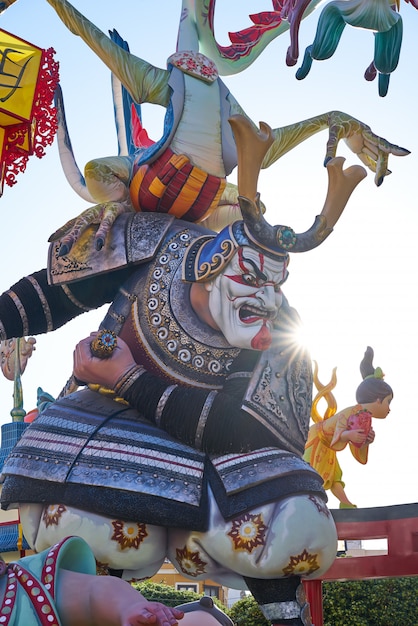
[206,247,288,350]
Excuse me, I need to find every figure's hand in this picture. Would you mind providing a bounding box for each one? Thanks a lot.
[325,111,410,186]
[121,601,184,626]
[49,200,133,256]
[365,426,375,445]
[346,428,368,446]
[73,332,137,390]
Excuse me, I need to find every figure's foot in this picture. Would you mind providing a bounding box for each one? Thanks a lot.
[339,502,357,509]
[49,200,133,255]
[244,577,312,626]
[269,601,312,625]
[271,619,306,626]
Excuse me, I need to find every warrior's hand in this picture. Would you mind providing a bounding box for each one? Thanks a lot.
[325,111,410,186]
[49,200,133,257]
[73,332,138,391]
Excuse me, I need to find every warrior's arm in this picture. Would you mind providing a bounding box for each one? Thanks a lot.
[73,337,274,454]
[0,268,134,340]
[45,0,171,106]
[123,356,272,454]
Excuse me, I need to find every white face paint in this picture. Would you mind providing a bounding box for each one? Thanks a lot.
[205,246,289,350]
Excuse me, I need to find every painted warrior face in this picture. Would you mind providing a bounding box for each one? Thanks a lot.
[205,246,288,351]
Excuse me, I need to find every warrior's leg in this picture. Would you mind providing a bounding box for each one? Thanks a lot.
[242,576,311,626]
[19,503,167,580]
[168,490,337,625]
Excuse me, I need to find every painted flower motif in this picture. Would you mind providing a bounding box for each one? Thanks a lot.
[308,495,331,517]
[185,58,198,70]
[283,549,320,576]
[175,545,207,577]
[111,520,148,550]
[201,64,217,77]
[167,52,219,83]
[42,504,67,528]
[227,512,267,553]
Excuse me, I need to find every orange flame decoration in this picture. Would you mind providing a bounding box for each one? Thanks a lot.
[0,29,59,194]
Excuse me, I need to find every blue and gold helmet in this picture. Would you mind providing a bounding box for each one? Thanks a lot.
[182,194,331,283]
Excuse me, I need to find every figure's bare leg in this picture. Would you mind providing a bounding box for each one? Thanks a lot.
[330,482,357,508]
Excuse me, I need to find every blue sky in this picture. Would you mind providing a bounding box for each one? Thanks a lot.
[0,1,417,511]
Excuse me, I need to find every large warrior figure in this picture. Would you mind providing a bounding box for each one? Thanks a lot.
[0,2,412,625]
[0,115,370,626]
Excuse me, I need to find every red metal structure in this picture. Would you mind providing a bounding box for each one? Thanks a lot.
[304,503,418,625]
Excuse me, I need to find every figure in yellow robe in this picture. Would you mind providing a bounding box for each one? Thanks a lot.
[304,347,393,508]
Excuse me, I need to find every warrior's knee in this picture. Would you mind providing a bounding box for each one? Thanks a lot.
[23,504,168,576]
[183,494,337,581]
[260,495,337,578]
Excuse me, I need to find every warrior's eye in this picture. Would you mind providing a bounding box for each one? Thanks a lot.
[241,273,258,287]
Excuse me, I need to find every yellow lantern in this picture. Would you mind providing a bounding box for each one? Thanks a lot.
[0,29,59,193]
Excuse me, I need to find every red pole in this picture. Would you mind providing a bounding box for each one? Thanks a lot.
[303,579,323,626]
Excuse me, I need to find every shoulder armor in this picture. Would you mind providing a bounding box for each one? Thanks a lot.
[241,303,313,456]
[47,212,175,285]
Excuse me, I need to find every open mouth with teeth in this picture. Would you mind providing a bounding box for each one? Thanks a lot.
[239,304,276,324]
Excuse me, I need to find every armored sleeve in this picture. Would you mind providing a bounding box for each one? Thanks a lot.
[0,266,135,340]
[121,304,312,457]
[121,350,278,454]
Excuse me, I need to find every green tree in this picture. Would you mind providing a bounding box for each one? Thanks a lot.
[133,580,228,613]
[323,577,418,626]
[132,581,201,607]
[228,595,269,626]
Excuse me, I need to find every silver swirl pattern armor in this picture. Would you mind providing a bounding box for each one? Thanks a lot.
[130,225,240,388]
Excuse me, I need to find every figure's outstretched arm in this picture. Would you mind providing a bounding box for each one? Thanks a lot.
[265,111,410,186]
[45,0,171,106]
